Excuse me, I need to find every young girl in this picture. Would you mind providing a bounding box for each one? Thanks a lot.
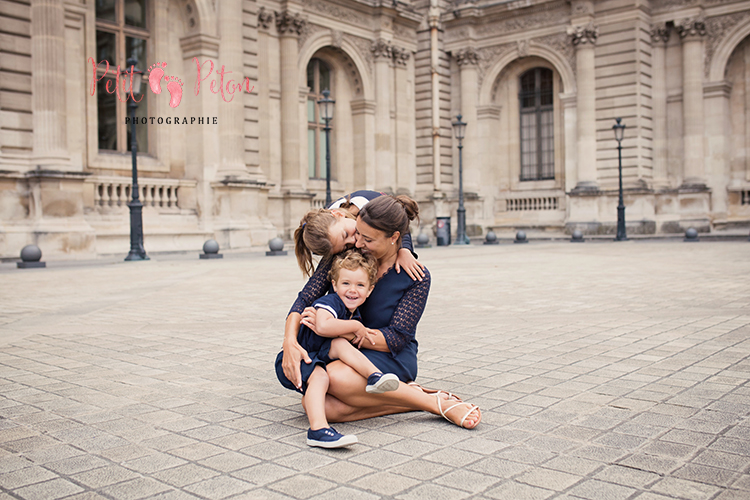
[275,249,400,448]
[293,190,425,280]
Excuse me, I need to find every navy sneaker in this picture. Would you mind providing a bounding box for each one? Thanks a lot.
[307,427,358,448]
[365,372,399,394]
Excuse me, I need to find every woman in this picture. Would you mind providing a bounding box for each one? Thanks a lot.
[280,194,481,429]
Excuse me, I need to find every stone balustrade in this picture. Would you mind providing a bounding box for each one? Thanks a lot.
[86,176,197,211]
[506,196,560,212]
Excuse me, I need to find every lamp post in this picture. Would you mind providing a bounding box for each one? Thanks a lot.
[613,117,627,241]
[452,114,469,245]
[317,89,335,206]
[122,57,148,261]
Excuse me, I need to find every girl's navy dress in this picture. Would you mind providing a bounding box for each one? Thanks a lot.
[275,293,362,394]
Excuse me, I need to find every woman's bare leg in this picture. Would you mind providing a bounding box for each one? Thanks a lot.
[323,361,481,428]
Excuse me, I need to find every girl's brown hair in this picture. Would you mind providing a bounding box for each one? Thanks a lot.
[358,194,419,245]
[294,208,355,277]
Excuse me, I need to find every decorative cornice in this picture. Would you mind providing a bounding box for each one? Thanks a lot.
[371,39,392,60]
[455,47,480,66]
[275,10,306,37]
[570,0,594,17]
[568,23,598,46]
[391,45,411,66]
[650,23,670,44]
[258,7,274,31]
[677,17,706,39]
[306,0,371,29]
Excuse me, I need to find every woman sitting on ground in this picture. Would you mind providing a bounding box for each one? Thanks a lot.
[279,194,481,429]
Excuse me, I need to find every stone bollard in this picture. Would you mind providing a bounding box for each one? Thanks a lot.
[17,244,46,269]
[514,230,528,244]
[571,229,584,243]
[266,237,288,256]
[200,239,223,259]
[684,227,699,242]
[484,230,499,245]
[416,231,431,249]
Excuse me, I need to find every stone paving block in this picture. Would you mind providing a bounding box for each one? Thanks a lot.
[265,473,335,499]
[594,464,660,488]
[274,450,338,472]
[692,449,750,471]
[470,456,529,478]
[71,464,141,488]
[150,463,221,488]
[617,453,680,475]
[122,452,187,474]
[516,468,582,491]
[0,454,33,473]
[197,450,261,472]
[99,477,174,500]
[13,478,85,499]
[433,468,502,493]
[350,471,419,496]
[484,480,554,500]
[649,476,722,499]
[566,478,636,500]
[395,482,472,500]
[420,447,483,468]
[231,462,297,486]
[673,463,738,487]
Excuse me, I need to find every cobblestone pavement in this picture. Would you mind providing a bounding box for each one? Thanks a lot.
[0,240,749,500]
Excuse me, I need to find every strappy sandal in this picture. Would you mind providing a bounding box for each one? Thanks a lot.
[435,394,481,429]
[407,382,463,402]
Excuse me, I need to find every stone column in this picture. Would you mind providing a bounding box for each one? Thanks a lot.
[277,10,305,191]
[372,39,394,192]
[392,46,414,195]
[678,17,707,187]
[569,23,598,192]
[651,24,670,188]
[456,47,480,194]
[31,0,70,170]
[217,0,246,179]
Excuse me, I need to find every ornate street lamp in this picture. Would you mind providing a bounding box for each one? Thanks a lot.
[122,57,148,260]
[452,114,469,245]
[317,89,335,206]
[613,117,627,241]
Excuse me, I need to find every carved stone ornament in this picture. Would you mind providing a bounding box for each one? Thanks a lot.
[517,39,529,58]
[651,23,670,44]
[455,47,480,66]
[275,10,306,36]
[391,45,411,66]
[258,7,274,30]
[704,12,750,77]
[331,30,343,49]
[371,39,393,60]
[568,23,598,46]
[677,17,706,39]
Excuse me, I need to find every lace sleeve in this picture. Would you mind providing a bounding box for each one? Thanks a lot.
[380,269,431,355]
[288,259,333,316]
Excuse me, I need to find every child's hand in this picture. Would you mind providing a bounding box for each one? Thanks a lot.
[395,248,425,281]
[352,324,377,348]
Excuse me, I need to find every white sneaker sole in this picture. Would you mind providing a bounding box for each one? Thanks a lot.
[307,435,358,448]
[366,373,400,394]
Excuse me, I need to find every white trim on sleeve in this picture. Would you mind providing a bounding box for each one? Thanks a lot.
[315,304,338,319]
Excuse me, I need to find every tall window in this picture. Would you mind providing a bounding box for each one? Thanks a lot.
[95,0,149,153]
[307,58,332,180]
[519,67,554,181]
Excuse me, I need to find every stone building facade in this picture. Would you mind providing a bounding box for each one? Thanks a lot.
[2,0,750,259]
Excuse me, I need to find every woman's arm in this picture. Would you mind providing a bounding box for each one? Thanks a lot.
[365,269,432,355]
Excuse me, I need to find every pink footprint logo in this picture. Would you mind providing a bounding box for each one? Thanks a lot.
[165,76,183,108]
[147,62,167,94]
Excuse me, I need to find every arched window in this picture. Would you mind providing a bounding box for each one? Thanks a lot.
[95,0,149,153]
[307,58,332,180]
[519,67,554,181]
